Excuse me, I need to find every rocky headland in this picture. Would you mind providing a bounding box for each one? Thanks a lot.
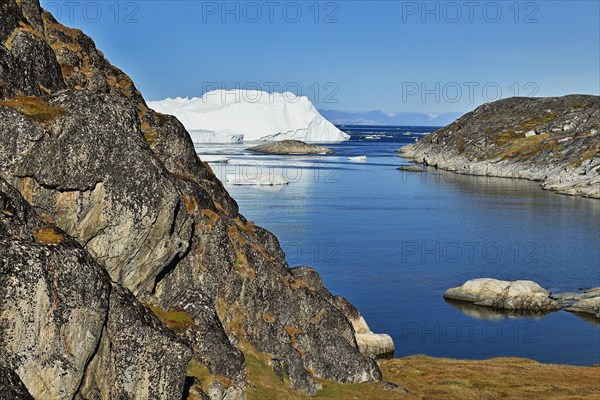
[400,95,600,198]
[247,140,333,155]
[0,1,392,398]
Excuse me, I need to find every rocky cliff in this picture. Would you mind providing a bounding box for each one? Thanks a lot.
[401,95,600,198]
[0,1,387,398]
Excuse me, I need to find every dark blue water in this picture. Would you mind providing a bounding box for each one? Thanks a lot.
[198,125,600,366]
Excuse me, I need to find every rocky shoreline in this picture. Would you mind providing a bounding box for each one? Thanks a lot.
[400,96,600,198]
[445,278,600,319]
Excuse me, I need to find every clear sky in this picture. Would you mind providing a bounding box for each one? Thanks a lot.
[41,0,600,114]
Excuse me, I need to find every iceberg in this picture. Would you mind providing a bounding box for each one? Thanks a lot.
[189,130,244,144]
[348,156,367,162]
[148,90,350,143]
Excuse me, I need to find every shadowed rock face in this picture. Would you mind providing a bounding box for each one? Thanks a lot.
[0,364,33,400]
[0,1,385,397]
[401,96,600,198]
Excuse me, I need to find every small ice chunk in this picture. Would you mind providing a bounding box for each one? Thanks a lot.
[226,173,288,186]
[348,156,367,162]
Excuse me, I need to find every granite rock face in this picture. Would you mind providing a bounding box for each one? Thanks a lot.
[0,364,33,400]
[0,1,385,397]
[401,96,600,198]
[444,278,561,312]
[0,177,191,399]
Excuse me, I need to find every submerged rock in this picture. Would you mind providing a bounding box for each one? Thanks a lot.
[567,297,600,319]
[397,165,426,172]
[247,140,333,155]
[555,287,600,319]
[444,278,561,312]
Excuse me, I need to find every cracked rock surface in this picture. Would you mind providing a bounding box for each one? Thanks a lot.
[0,1,387,398]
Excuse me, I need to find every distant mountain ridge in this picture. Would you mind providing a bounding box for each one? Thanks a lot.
[319,109,463,126]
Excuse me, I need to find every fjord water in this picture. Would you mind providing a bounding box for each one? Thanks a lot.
[199,126,600,365]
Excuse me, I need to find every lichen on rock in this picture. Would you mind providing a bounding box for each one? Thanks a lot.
[0,1,388,398]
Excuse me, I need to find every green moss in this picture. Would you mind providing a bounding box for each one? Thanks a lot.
[59,63,75,77]
[0,95,66,123]
[148,305,195,333]
[143,131,158,146]
[187,359,212,384]
[519,113,558,130]
[493,130,521,146]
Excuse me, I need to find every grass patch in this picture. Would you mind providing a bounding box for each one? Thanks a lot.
[493,130,521,147]
[0,96,66,123]
[182,195,197,213]
[382,355,600,400]
[32,227,65,245]
[571,140,600,167]
[148,304,195,333]
[519,113,558,130]
[201,209,219,229]
[187,358,234,388]
[4,22,44,49]
[143,131,158,146]
[240,344,600,400]
[487,133,562,161]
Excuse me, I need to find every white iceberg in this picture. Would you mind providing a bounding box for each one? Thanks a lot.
[348,156,367,162]
[189,130,244,144]
[148,90,350,143]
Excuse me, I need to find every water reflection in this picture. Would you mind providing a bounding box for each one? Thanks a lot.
[444,298,554,321]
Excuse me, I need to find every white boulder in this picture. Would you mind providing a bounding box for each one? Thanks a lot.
[444,278,561,312]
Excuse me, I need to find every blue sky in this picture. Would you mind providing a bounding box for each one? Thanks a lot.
[41,1,599,113]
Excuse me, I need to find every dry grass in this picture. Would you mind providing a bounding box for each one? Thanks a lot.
[492,130,522,147]
[32,227,65,245]
[200,209,219,229]
[187,358,234,389]
[486,132,564,161]
[3,22,44,49]
[182,195,198,213]
[519,113,558,130]
[383,356,600,400]
[148,304,195,333]
[143,130,159,147]
[572,140,600,167]
[241,347,600,400]
[0,95,66,123]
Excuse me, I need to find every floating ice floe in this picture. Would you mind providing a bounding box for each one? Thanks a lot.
[199,155,230,164]
[226,173,289,186]
[348,156,367,162]
[148,90,350,143]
